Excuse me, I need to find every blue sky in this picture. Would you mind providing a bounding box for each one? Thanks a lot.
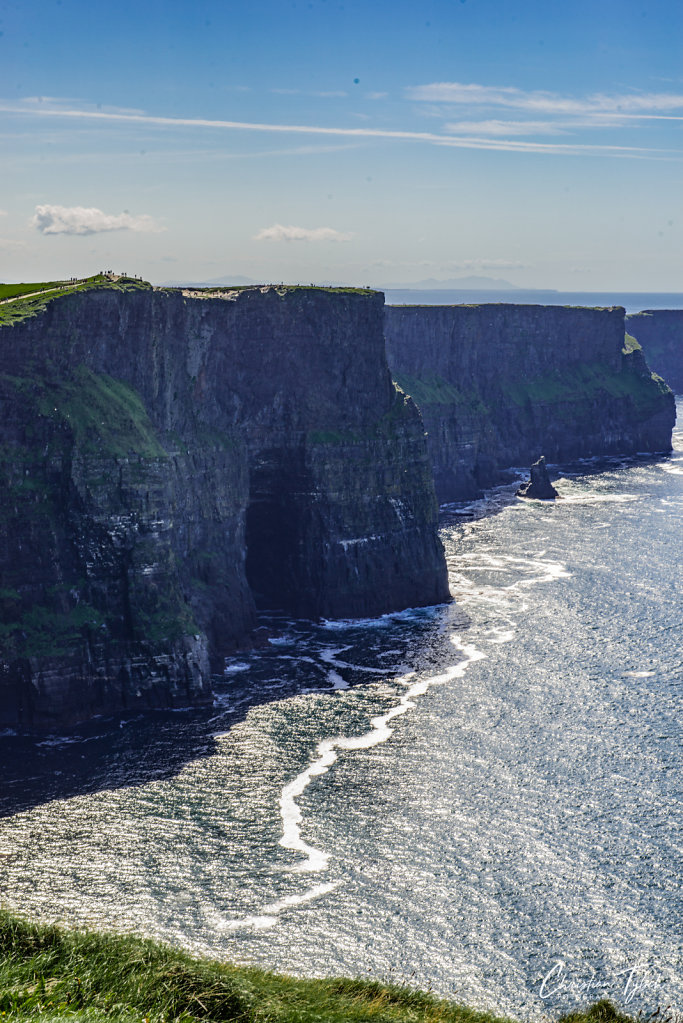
[1,0,681,289]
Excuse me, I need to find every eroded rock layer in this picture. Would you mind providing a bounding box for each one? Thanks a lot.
[385,303,675,503]
[0,284,448,729]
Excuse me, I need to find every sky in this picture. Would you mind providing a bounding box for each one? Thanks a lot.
[1,0,682,290]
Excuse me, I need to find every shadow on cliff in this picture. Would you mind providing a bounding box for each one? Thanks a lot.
[0,604,460,820]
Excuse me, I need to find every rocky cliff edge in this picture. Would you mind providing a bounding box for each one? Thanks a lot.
[0,280,449,730]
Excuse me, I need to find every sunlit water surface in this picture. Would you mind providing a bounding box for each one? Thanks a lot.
[1,402,682,1019]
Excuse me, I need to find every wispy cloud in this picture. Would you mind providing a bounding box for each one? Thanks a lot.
[0,99,677,159]
[31,204,163,235]
[254,224,353,242]
[443,119,567,136]
[0,209,7,216]
[407,81,683,116]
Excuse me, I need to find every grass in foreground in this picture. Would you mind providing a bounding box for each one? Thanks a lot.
[0,911,642,1023]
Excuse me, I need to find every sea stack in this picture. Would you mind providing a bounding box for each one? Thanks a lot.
[516,456,559,500]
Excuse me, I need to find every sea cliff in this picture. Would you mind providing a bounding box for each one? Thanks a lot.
[625,309,683,393]
[0,280,448,730]
[385,303,675,502]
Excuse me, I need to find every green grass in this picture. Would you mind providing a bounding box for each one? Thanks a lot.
[0,280,79,301]
[0,277,375,327]
[501,359,671,412]
[0,603,105,658]
[622,333,642,355]
[0,911,644,1023]
[0,276,152,326]
[1,366,167,460]
[393,373,488,412]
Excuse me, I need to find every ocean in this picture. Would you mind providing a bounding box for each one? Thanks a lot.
[1,400,681,1020]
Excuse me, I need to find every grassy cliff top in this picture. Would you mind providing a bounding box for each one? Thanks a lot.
[167,283,380,297]
[0,910,641,1023]
[0,278,380,327]
[0,274,152,326]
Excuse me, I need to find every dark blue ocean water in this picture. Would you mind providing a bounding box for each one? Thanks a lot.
[1,402,681,1020]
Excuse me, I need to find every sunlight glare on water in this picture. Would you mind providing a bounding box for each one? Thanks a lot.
[0,402,681,1019]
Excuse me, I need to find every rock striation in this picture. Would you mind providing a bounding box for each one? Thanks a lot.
[0,281,449,730]
[385,303,675,503]
[625,310,683,393]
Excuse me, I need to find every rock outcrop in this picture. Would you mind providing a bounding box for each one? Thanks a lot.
[385,303,675,503]
[0,281,449,730]
[625,310,683,393]
[516,456,559,500]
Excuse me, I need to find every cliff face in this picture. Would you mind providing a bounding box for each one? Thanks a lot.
[0,284,448,730]
[385,304,675,503]
[625,310,683,393]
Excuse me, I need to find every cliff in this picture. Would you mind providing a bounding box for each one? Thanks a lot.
[385,304,675,503]
[625,310,683,393]
[0,279,448,730]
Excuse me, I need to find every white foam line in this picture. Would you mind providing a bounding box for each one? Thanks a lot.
[279,639,486,874]
[218,882,340,932]
[319,646,389,675]
[216,640,486,933]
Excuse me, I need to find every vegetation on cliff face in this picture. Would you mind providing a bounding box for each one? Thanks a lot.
[385,304,676,503]
[0,911,639,1023]
[4,366,168,460]
[393,372,489,412]
[625,310,683,393]
[622,333,642,354]
[500,358,671,413]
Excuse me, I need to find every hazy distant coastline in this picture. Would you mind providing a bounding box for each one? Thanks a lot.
[382,289,683,314]
[158,276,683,316]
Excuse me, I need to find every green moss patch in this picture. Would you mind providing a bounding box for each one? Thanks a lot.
[393,372,488,412]
[0,603,105,659]
[5,365,167,460]
[501,359,670,412]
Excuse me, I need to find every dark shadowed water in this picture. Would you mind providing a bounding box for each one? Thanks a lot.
[1,402,681,1020]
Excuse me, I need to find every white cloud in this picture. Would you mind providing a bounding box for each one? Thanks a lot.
[0,209,7,216]
[407,81,683,116]
[443,119,566,136]
[254,224,353,242]
[31,204,163,236]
